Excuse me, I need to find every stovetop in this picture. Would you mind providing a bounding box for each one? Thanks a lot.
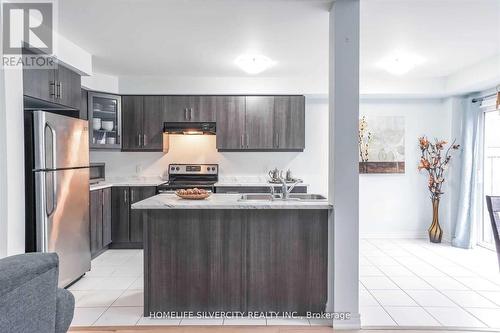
[158,164,218,190]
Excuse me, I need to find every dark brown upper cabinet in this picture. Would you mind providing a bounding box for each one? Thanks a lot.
[273,96,305,150]
[122,95,143,150]
[143,96,165,150]
[216,95,305,152]
[80,89,88,120]
[122,96,164,151]
[215,96,246,150]
[163,96,216,122]
[56,64,81,110]
[23,63,81,110]
[89,92,122,150]
[245,96,275,149]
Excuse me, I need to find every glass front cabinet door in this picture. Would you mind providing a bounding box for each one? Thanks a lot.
[88,92,122,150]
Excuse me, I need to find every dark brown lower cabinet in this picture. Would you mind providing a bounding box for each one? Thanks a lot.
[246,210,328,314]
[111,186,157,248]
[143,209,328,315]
[111,187,130,245]
[102,188,112,246]
[89,188,112,258]
[130,187,157,243]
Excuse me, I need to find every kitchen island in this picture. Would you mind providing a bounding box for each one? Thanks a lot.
[132,193,332,317]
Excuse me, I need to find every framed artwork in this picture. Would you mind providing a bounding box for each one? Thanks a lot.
[359,115,405,174]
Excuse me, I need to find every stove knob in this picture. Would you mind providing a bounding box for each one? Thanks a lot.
[176,167,180,171]
[207,167,210,171]
[212,167,216,171]
[170,167,175,171]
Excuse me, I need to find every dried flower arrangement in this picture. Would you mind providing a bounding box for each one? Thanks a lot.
[418,136,460,242]
[359,116,372,163]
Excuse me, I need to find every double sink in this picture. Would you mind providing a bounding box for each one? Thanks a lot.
[239,193,327,202]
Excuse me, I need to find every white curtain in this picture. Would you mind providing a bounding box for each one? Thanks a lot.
[452,97,484,249]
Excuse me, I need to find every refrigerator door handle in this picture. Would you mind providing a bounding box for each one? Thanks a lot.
[35,172,49,252]
[44,123,58,214]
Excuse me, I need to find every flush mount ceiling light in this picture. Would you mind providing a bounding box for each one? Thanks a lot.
[377,52,425,75]
[235,54,275,74]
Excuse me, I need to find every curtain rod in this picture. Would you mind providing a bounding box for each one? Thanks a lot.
[472,92,496,103]
[472,85,500,103]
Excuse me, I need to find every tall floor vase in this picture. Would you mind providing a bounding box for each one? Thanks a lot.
[428,198,443,243]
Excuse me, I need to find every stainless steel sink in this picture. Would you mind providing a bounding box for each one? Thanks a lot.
[238,193,327,202]
[239,194,278,201]
[286,194,327,200]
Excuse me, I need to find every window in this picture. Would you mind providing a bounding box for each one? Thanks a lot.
[480,100,500,249]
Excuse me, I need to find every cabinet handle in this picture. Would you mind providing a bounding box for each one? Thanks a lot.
[131,189,134,203]
[240,134,243,148]
[190,108,193,120]
[143,134,147,146]
[138,133,141,147]
[58,82,63,99]
[184,108,188,120]
[246,134,249,148]
[49,81,56,97]
[124,189,128,203]
[276,133,279,148]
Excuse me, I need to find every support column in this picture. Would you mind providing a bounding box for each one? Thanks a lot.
[328,0,360,329]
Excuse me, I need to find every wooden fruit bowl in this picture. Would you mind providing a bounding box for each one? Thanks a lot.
[175,191,211,200]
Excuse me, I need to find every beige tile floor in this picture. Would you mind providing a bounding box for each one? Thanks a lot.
[360,238,500,328]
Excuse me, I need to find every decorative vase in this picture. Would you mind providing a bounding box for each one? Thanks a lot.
[428,198,443,243]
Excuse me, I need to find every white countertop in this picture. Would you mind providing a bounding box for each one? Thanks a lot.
[89,182,113,191]
[214,182,309,187]
[90,177,167,191]
[89,176,309,191]
[131,193,332,210]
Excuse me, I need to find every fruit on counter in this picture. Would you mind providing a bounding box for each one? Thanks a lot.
[176,188,208,195]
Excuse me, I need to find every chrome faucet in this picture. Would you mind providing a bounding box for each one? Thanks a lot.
[278,173,303,200]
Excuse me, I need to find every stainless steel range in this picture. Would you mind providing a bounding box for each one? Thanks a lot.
[157,164,218,193]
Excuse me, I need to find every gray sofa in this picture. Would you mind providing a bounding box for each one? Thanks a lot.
[0,253,75,333]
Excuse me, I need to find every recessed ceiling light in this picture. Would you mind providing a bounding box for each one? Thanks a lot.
[377,52,425,75]
[235,54,275,74]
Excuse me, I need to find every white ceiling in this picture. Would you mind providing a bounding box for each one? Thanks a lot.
[58,0,331,77]
[59,0,500,79]
[361,0,500,78]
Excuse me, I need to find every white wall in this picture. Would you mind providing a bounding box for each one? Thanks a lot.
[82,73,119,94]
[119,76,327,95]
[91,98,329,195]
[0,67,7,258]
[361,55,500,99]
[0,68,26,257]
[359,98,455,239]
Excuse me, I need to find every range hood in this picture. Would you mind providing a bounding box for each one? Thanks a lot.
[163,122,216,135]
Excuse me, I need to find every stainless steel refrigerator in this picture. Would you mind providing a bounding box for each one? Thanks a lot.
[25,110,91,287]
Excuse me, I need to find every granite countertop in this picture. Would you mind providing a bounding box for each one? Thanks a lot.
[131,193,332,210]
[90,177,167,191]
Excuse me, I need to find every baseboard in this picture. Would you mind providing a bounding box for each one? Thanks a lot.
[333,312,361,330]
[361,232,453,244]
[360,231,428,239]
